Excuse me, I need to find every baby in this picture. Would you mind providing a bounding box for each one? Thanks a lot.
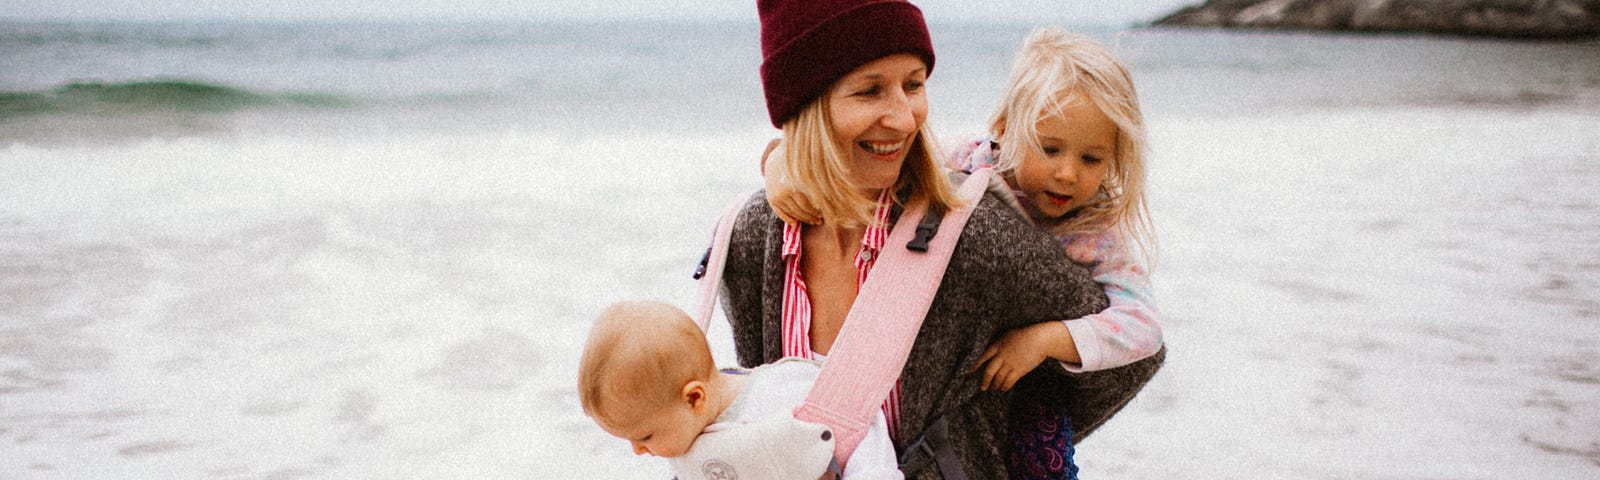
[577,300,901,480]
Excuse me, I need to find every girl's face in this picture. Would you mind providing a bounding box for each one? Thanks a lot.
[826,53,929,192]
[1012,99,1117,221]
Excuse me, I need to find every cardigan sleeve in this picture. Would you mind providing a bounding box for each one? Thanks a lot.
[955,199,1164,442]
[720,192,780,369]
[960,192,1111,334]
[889,191,1111,477]
[901,190,1108,409]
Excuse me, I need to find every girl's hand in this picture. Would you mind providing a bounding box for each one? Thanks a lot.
[972,322,1064,391]
[761,139,822,225]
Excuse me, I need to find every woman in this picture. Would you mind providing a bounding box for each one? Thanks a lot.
[721,1,1162,477]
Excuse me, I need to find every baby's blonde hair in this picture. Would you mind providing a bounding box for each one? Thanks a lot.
[577,301,716,423]
[781,85,960,228]
[989,26,1156,264]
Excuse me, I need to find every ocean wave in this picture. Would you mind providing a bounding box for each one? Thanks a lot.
[1,26,224,48]
[0,80,354,119]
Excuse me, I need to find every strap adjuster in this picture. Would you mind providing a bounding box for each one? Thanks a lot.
[905,210,943,252]
[692,245,712,279]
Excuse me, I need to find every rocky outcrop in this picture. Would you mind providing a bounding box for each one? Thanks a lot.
[1154,0,1600,38]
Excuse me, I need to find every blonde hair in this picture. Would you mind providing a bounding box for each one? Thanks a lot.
[577,301,716,423]
[989,26,1156,264]
[780,85,960,228]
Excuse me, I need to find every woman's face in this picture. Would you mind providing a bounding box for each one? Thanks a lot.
[825,53,929,192]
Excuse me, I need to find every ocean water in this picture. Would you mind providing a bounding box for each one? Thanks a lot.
[3,20,1599,479]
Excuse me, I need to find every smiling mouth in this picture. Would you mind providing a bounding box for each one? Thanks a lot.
[860,140,903,156]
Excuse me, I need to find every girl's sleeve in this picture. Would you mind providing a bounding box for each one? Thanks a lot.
[943,135,992,173]
[1058,230,1164,372]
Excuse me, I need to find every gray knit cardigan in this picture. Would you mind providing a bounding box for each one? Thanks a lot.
[719,188,1165,479]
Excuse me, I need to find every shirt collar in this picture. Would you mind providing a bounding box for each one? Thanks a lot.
[781,189,895,260]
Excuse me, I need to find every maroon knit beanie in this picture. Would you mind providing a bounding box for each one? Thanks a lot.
[758,0,936,128]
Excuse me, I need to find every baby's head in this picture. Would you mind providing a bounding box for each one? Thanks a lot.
[989,26,1149,233]
[578,301,720,457]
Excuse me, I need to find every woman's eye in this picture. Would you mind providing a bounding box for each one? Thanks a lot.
[905,80,924,92]
[855,86,880,97]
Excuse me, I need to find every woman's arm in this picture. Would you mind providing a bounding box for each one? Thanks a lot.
[720,194,781,369]
[889,193,1110,478]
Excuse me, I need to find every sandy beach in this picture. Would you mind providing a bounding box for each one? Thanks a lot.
[3,20,1598,478]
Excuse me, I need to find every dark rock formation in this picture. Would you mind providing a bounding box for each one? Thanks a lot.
[1154,0,1600,38]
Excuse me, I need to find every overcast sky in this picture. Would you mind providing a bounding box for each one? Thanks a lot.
[0,1,1202,25]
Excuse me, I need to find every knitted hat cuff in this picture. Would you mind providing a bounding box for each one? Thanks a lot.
[759,1,935,127]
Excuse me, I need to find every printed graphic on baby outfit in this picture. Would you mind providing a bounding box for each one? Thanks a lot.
[701,459,737,480]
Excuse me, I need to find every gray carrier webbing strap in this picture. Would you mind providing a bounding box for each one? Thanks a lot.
[896,415,968,480]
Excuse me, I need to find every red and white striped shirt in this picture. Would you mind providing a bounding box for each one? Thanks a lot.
[779,189,905,439]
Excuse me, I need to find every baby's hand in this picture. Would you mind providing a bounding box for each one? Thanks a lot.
[972,322,1057,391]
[762,139,822,225]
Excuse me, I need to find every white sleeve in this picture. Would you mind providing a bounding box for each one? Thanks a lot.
[1055,230,1164,372]
[840,410,904,480]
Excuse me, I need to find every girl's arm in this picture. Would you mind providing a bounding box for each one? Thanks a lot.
[760,139,822,225]
[1056,229,1163,372]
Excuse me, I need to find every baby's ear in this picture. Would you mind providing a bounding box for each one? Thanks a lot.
[682,381,709,413]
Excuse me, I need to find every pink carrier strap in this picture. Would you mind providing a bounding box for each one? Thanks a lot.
[794,168,990,465]
[694,169,993,467]
[692,194,747,331]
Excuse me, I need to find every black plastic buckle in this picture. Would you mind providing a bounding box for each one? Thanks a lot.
[906,210,943,252]
[691,245,711,279]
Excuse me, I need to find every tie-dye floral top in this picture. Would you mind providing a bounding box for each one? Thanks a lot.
[948,136,1164,372]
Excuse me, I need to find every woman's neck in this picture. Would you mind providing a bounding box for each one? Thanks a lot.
[808,187,883,254]
[809,222,866,256]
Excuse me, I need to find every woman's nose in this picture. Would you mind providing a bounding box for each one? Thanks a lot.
[879,90,916,132]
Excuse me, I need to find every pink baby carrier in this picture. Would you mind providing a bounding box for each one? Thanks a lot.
[685,169,993,478]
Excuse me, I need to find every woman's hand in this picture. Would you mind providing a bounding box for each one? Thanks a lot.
[762,138,822,225]
[972,321,1074,391]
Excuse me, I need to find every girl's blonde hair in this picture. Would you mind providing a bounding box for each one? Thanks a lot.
[989,26,1156,264]
[780,85,959,228]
